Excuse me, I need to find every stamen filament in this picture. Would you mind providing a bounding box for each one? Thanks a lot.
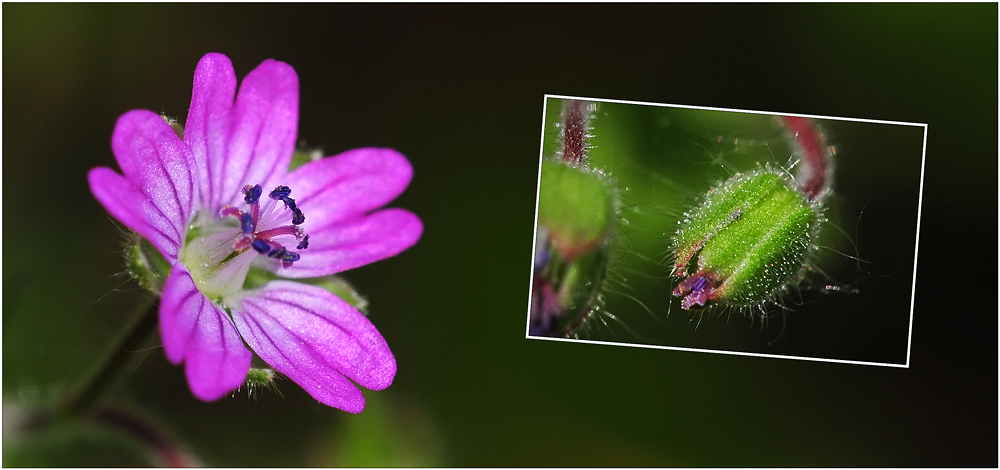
[256,225,303,240]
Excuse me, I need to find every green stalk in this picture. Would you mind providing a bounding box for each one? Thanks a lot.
[64,300,159,417]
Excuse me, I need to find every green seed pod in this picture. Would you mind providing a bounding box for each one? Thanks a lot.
[672,169,821,310]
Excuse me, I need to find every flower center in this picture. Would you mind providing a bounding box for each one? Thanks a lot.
[223,184,310,267]
[181,184,310,300]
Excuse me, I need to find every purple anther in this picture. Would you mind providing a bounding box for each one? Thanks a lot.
[268,247,288,259]
[297,234,310,250]
[269,186,291,200]
[243,184,263,204]
[291,208,305,225]
[281,196,297,211]
[251,239,271,254]
[239,212,255,235]
[275,249,300,268]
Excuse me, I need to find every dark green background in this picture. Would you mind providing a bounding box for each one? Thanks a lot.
[4,4,995,466]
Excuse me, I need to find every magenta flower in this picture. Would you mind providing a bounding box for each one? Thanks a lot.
[87,53,422,412]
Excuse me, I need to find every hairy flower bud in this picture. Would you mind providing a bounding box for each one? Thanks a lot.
[537,159,616,261]
[672,169,821,309]
[124,231,171,295]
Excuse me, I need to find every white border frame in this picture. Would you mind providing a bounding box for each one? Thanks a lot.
[526,94,928,369]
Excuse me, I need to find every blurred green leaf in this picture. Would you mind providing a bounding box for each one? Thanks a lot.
[322,393,445,467]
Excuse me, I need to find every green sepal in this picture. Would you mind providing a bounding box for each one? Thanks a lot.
[240,366,283,400]
[242,268,369,314]
[159,114,184,140]
[123,232,171,295]
[537,159,616,260]
[288,146,324,172]
[245,367,275,385]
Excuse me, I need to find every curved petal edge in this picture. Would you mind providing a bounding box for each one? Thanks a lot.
[231,281,397,412]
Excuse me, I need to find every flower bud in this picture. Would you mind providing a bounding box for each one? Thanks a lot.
[672,169,821,309]
[124,232,171,295]
[531,159,618,336]
[537,159,616,261]
[245,367,276,386]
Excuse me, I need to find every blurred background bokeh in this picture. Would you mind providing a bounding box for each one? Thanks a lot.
[3,4,995,467]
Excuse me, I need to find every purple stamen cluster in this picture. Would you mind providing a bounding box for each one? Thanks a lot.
[672,273,718,310]
[221,183,309,268]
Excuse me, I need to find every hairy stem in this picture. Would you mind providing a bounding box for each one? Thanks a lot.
[779,116,831,201]
[558,100,594,165]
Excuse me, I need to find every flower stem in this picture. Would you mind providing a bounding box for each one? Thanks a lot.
[778,116,832,201]
[558,100,594,165]
[93,408,200,466]
[64,299,160,417]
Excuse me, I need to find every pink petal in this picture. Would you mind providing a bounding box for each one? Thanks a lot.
[88,167,182,262]
[219,59,298,208]
[282,208,422,278]
[110,109,196,235]
[184,53,237,212]
[286,148,414,230]
[230,281,397,412]
[160,265,251,402]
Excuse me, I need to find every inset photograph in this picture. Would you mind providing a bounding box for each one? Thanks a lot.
[528,96,926,367]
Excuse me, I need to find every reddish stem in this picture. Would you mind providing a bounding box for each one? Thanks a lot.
[779,116,830,201]
[559,100,593,165]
